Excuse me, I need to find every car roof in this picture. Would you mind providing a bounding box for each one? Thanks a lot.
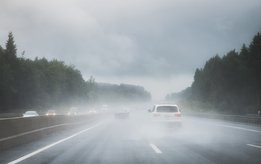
[154,104,178,107]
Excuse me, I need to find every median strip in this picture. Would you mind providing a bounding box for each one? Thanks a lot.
[0,122,80,142]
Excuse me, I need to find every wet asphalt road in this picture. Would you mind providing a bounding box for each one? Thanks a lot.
[1,112,261,164]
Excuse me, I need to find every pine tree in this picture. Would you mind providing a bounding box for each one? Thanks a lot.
[249,33,261,107]
[249,32,261,57]
[5,32,17,58]
[4,32,18,70]
[240,44,248,57]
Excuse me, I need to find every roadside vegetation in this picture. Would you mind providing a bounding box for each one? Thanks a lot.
[0,32,151,113]
[167,32,261,114]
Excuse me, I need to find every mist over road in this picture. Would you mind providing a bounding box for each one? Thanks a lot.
[1,111,261,164]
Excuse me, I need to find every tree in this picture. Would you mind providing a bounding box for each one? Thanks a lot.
[239,44,249,58]
[5,32,17,61]
[248,33,261,107]
[168,32,261,114]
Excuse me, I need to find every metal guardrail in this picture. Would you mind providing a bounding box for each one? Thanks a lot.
[0,113,21,119]
[184,112,261,125]
[0,114,101,150]
[0,114,102,138]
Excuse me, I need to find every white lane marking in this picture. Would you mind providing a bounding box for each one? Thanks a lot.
[0,117,22,121]
[8,122,103,164]
[247,144,261,149]
[150,143,162,154]
[214,124,261,133]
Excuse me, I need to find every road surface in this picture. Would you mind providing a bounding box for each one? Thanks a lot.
[0,112,261,164]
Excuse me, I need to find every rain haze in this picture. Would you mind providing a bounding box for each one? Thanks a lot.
[1,0,261,100]
[1,1,261,164]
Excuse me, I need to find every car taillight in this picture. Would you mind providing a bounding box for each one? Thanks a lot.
[175,113,181,117]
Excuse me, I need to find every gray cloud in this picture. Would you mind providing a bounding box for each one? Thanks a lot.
[1,0,261,99]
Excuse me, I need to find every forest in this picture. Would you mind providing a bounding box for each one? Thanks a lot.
[0,33,151,113]
[167,33,261,114]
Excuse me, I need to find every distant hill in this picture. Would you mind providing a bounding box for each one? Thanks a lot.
[86,82,151,104]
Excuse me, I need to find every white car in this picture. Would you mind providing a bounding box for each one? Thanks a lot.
[149,104,181,125]
[23,111,39,117]
[88,109,97,114]
[100,104,109,112]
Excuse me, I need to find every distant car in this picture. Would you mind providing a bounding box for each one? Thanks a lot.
[148,104,181,126]
[46,110,56,116]
[114,109,130,119]
[88,109,97,114]
[67,107,79,116]
[100,104,109,112]
[23,111,39,117]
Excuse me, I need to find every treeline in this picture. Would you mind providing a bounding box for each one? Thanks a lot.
[0,33,151,113]
[88,82,151,103]
[167,32,261,114]
[0,33,87,112]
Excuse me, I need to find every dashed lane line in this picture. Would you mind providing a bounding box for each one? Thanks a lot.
[150,143,162,154]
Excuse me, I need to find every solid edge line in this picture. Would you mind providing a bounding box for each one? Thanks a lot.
[150,143,162,154]
[247,144,261,149]
[214,124,261,133]
[7,122,103,164]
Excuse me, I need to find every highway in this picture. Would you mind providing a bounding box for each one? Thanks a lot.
[0,112,261,164]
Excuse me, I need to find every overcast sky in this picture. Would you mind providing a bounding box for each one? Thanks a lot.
[1,0,261,100]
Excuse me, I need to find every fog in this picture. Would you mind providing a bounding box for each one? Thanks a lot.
[1,99,260,163]
[64,102,252,163]
[1,0,261,100]
[94,75,193,101]
[1,1,261,163]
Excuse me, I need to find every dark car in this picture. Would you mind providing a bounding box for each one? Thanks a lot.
[114,109,130,119]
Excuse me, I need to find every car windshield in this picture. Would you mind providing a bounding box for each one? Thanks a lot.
[157,106,178,113]
[26,111,36,114]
